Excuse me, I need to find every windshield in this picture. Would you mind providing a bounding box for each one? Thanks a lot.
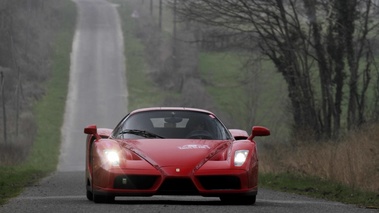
[112,110,233,140]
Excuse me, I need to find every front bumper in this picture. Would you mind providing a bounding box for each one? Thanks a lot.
[91,161,258,197]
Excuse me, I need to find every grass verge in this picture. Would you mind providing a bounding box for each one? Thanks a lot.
[117,2,164,111]
[259,172,379,209]
[0,1,76,205]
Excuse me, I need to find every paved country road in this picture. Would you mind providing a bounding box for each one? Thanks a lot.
[0,0,377,212]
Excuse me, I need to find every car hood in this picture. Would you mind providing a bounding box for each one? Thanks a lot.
[119,139,231,174]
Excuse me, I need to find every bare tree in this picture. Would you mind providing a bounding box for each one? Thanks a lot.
[173,0,379,140]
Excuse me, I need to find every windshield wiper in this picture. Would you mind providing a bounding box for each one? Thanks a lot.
[119,129,164,139]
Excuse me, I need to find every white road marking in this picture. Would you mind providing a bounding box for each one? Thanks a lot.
[259,199,346,206]
[15,196,86,200]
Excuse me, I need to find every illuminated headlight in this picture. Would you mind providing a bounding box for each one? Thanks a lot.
[104,150,120,166]
[234,150,249,166]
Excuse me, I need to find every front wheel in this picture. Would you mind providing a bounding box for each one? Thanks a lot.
[91,179,114,203]
[86,190,93,201]
[220,195,256,205]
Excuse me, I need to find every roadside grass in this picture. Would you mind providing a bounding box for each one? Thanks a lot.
[124,32,161,111]
[116,1,165,111]
[198,52,266,119]
[199,53,249,125]
[199,52,291,139]
[259,172,379,209]
[0,1,76,205]
[259,123,379,208]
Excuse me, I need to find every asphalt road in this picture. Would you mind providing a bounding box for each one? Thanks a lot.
[0,0,377,212]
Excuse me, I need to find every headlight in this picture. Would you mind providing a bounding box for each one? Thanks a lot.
[234,150,249,166]
[104,150,120,166]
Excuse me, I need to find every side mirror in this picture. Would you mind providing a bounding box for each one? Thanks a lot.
[84,125,101,140]
[249,126,270,140]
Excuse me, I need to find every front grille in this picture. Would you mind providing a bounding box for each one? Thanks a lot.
[197,176,241,190]
[158,178,199,195]
[114,175,158,189]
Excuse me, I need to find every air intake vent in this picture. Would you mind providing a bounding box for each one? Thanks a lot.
[198,176,240,190]
[114,175,158,189]
[158,178,198,195]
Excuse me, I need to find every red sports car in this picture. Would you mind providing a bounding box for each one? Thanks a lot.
[84,107,270,204]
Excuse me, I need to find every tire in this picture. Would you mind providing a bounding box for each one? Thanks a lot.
[220,195,256,205]
[91,178,114,203]
[86,190,93,201]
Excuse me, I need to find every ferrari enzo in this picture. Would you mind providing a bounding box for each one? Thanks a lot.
[84,107,270,204]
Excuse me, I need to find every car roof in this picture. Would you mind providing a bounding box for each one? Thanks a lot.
[129,107,214,115]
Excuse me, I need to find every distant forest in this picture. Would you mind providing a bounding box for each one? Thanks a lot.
[0,0,69,156]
